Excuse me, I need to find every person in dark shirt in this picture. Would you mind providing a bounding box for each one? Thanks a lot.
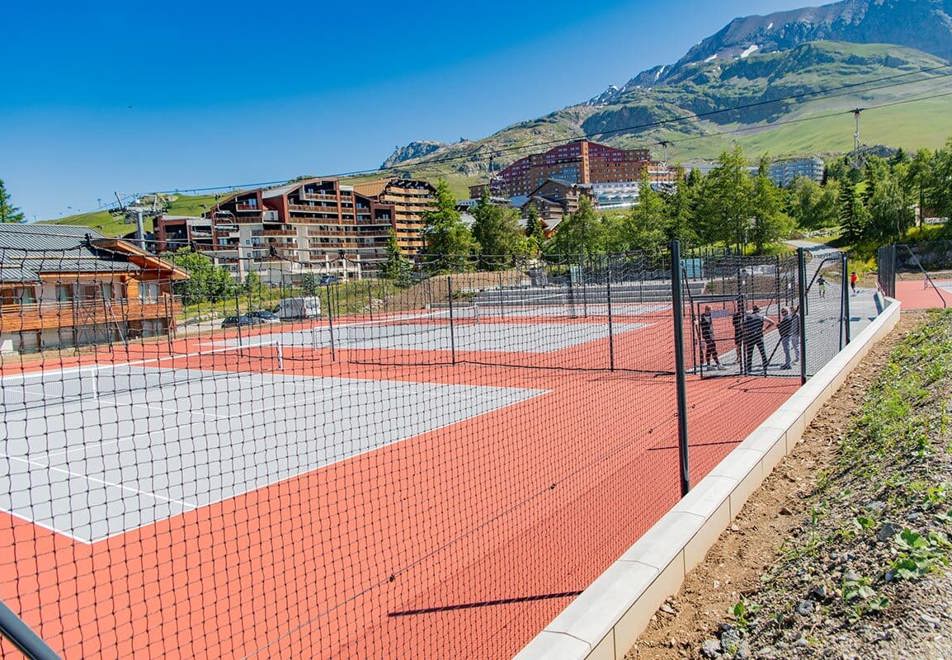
[698,305,724,370]
[778,306,800,370]
[743,305,776,374]
[817,275,827,298]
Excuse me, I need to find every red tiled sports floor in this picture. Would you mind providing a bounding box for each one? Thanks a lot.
[0,312,798,659]
[894,279,952,310]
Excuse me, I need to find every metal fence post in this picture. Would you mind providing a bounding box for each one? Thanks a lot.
[0,599,60,660]
[325,283,336,362]
[234,288,243,350]
[581,254,589,319]
[367,279,374,321]
[797,248,808,385]
[670,241,691,496]
[447,276,456,365]
[606,256,615,371]
[842,252,851,347]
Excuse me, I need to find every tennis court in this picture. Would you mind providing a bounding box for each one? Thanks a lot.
[894,279,952,309]
[0,300,805,658]
[3,244,880,659]
[0,353,545,543]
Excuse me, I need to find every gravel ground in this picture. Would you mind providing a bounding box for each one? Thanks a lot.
[631,310,952,659]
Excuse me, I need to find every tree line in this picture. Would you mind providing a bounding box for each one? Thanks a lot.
[398,137,952,280]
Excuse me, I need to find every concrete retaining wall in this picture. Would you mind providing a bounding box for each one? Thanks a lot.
[516,299,902,660]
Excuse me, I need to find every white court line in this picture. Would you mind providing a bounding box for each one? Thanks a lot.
[0,501,95,545]
[36,379,404,462]
[0,340,284,385]
[2,452,200,511]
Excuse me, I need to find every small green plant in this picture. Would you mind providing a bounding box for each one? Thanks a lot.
[854,514,876,531]
[924,483,949,510]
[841,574,889,621]
[731,598,760,630]
[889,529,950,580]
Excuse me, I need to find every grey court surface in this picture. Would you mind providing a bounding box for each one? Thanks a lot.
[234,318,648,353]
[470,303,671,318]
[0,365,544,543]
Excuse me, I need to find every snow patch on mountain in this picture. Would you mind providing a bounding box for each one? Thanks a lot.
[740,44,760,58]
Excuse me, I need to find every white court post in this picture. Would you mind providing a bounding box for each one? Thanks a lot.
[277,341,285,371]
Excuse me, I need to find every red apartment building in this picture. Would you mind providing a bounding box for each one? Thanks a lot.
[489,139,660,198]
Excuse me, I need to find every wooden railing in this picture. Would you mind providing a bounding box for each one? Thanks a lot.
[0,296,182,332]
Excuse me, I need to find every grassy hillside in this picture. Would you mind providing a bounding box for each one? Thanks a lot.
[46,193,223,238]
[388,41,952,180]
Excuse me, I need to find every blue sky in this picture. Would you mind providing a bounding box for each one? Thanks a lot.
[0,0,808,220]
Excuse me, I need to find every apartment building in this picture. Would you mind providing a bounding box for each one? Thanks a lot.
[352,179,437,256]
[490,139,655,198]
[153,215,214,253]
[768,156,825,187]
[0,224,187,353]
[155,178,436,282]
[198,178,396,281]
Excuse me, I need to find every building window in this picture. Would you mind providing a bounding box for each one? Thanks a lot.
[139,281,160,303]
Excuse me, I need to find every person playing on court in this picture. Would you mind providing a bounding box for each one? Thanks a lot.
[817,275,827,299]
[743,305,775,375]
[698,305,724,370]
[850,271,859,295]
[778,307,800,370]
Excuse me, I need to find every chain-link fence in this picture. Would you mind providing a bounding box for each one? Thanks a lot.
[0,234,860,658]
[877,240,952,309]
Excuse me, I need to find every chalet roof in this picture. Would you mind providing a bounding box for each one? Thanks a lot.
[0,224,187,283]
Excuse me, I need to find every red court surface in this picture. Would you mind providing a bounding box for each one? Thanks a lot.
[0,309,799,658]
[894,279,952,310]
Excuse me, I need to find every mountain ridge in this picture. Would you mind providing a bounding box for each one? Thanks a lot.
[382,0,952,180]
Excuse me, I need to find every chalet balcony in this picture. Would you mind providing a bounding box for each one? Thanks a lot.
[1,297,182,333]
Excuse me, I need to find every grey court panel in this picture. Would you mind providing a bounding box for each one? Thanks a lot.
[472,303,670,318]
[0,366,545,543]
[236,321,648,353]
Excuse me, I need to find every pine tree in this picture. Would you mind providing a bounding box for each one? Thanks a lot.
[664,168,698,245]
[621,172,667,257]
[471,190,525,269]
[381,229,413,286]
[525,204,545,244]
[838,180,869,243]
[0,179,25,223]
[696,147,753,250]
[421,180,478,272]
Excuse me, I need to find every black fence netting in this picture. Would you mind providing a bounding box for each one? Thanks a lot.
[0,232,864,658]
[877,240,952,309]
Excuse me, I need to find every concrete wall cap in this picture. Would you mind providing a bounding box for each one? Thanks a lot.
[545,560,659,646]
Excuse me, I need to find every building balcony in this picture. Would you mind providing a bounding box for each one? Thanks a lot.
[1,297,182,333]
[234,203,261,212]
[300,192,338,202]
